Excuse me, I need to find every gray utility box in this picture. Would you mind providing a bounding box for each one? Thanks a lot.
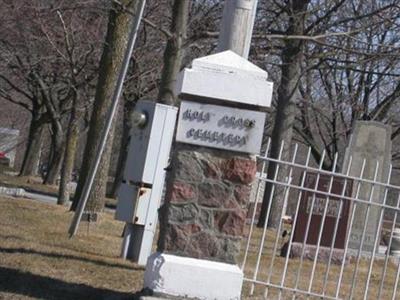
[115,100,177,266]
[116,100,177,224]
[123,101,176,185]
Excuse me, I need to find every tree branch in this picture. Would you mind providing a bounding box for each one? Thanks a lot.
[0,88,32,111]
[110,0,172,38]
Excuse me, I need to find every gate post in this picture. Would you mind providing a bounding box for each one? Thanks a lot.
[143,51,273,299]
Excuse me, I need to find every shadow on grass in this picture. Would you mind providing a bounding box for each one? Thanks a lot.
[0,247,144,271]
[0,266,139,299]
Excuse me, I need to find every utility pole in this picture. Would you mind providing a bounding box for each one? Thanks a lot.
[217,0,258,59]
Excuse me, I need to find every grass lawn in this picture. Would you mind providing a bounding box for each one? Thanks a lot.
[0,196,144,299]
[0,174,59,195]
[241,225,400,299]
[1,192,399,299]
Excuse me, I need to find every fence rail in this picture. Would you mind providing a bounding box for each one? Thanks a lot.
[241,139,400,299]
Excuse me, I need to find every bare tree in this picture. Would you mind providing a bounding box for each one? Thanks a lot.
[157,0,189,105]
[255,0,400,228]
[257,0,311,228]
[56,7,104,204]
[71,0,142,213]
[0,0,104,184]
[109,0,219,197]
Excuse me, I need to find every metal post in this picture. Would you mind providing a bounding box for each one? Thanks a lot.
[121,224,132,259]
[69,0,146,237]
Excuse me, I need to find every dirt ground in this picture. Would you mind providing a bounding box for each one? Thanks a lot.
[0,196,144,299]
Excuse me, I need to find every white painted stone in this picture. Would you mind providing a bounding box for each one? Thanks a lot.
[144,253,243,300]
[176,101,266,154]
[67,181,77,193]
[175,51,273,108]
[0,186,25,197]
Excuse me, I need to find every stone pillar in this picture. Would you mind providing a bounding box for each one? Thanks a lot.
[143,51,273,300]
[158,143,256,264]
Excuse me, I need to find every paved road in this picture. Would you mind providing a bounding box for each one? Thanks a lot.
[23,190,114,212]
[24,191,59,204]
[0,186,72,208]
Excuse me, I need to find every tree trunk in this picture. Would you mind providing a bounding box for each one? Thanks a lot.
[20,112,44,177]
[257,0,310,229]
[110,104,131,198]
[44,130,64,185]
[31,75,65,186]
[157,0,189,105]
[110,0,189,200]
[71,0,140,213]
[58,121,79,205]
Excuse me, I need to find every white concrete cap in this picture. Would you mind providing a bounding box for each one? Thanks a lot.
[175,50,273,108]
[144,252,243,300]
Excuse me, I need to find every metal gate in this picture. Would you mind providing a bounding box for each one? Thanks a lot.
[241,139,400,299]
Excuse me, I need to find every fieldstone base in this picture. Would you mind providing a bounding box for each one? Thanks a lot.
[158,144,256,264]
[144,252,243,300]
[290,242,350,265]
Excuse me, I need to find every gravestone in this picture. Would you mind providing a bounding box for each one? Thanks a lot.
[0,128,19,168]
[343,121,392,252]
[292,173,352,256]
